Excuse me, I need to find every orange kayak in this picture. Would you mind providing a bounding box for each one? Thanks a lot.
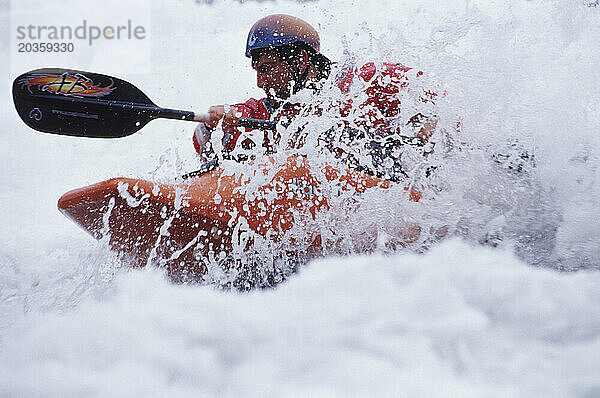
[58,155,420,283]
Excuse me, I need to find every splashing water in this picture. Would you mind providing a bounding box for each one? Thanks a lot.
[1,0,598,312]
[107,1,599,288]
[2,2,600,395]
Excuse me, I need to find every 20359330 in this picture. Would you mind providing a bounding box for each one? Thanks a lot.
[18,42,74,53]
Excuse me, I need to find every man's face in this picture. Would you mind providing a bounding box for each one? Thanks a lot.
[252,51,296,101]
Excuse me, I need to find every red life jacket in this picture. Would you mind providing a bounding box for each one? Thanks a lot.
[193,62,436,154]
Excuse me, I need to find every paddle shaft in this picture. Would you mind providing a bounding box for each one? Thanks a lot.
[153,108,277,131]
[149,106,277,131]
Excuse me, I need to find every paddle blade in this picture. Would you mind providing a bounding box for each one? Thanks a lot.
[13,68,156,138]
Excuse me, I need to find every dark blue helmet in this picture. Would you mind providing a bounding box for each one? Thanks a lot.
[245,14,321,58]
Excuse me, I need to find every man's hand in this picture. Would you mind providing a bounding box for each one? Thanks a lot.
[407,113,437,142]
[204,105,241,135]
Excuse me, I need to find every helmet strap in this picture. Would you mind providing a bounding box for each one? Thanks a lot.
[292,65,310,94]
[291,52,312,94]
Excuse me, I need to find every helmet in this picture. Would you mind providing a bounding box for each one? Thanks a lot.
[245,14,320,58]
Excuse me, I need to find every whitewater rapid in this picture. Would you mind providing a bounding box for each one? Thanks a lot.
[1,0,600,396]
[3,240,600,397]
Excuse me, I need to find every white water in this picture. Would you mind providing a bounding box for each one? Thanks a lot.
[1,0,600,396]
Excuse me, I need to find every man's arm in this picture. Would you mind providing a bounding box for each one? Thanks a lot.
[192,98,271,157]
[407,113,438,143]
[193,104,243,158]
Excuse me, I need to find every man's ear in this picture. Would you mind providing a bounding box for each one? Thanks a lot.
[297,49,310,74]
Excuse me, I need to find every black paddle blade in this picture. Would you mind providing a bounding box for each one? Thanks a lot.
[13,68,157,138]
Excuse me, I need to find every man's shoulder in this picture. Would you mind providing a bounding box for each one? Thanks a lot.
[238,97,267,109]
[336,61,414,92]
[358,62,412,79]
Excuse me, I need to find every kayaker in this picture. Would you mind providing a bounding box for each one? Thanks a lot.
[194,14,437,181]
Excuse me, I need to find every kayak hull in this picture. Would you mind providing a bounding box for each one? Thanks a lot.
[58,156,398,283]
[58,177,229,281]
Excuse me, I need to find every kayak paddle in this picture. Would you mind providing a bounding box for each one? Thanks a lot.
[12,68,277,138]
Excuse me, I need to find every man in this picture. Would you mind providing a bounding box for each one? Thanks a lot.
[194,14,437,181]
